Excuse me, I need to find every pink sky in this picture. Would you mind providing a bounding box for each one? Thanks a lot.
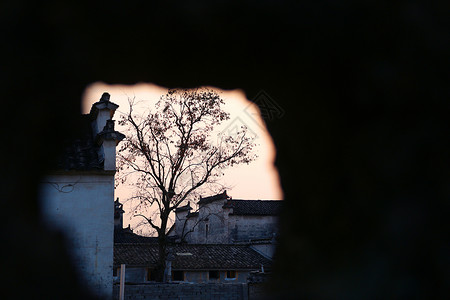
[83,82,283,230]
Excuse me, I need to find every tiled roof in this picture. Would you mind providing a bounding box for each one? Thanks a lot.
[114,244,272,270]
[223,200,282,216]
[187,212,198,218]
[198,191,229,205]
[114,243,158,267]
[55,93,124,171]
[114,229,158,244]
[56,114,102,171]
[175,203,192,213]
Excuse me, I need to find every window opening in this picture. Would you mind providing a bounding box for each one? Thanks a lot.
[172,270,184,281]
[209,270,220,280]
[226,270,237,279]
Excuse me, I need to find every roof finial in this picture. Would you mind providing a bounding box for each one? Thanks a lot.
[100,92,110,102]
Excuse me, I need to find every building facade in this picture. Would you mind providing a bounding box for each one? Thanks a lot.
[171,191,281,259]
[114,243,271,284]
[113,194,276,284]
[40,93,124,298]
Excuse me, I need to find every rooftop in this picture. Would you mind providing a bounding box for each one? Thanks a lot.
[223,199,282,216]
[198,191,229,205]
[56,114,102,171]
[114,243,272,270]
[175,202,192,213]
[55,93,123,171]
[114,228,158,244]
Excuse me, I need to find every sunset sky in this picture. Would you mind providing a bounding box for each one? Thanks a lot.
[83,82,283,230]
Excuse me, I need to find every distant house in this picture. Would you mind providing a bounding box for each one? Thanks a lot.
[114,198,158,244]
[39,93,124,298]
[170,191,281,259]
[113,197,273,284]
[114,243,271,284]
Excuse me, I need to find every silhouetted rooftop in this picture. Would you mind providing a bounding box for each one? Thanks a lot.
[114,229,158,244]
[198,191,229,205]
[114,243,272,270]
[175,202,192,213]
[56,114,103,171]
[223,200,282,216]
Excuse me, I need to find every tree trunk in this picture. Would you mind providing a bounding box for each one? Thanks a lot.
[155,236,167,282]
[155,214,169,282]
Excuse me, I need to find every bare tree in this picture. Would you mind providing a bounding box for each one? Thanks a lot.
[117,88,256,281]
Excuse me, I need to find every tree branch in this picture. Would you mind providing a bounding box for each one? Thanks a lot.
[134,213,160,233]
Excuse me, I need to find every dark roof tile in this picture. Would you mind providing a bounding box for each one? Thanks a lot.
[223,200,282,216]
[114,244,272,270]
[114,229,158,244]
[114,243,158,267]
[56,114,102,171]
[175,202,192,213]
[187,212,198,218]
[198,191,229,205]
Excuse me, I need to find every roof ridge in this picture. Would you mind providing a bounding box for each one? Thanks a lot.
[231,199,282,201]
[174,243,248,246]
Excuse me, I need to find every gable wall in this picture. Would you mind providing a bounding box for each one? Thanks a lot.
[179,201,279,244]
[189,200,229,243]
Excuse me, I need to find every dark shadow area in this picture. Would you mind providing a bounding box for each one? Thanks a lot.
[1,1,449,299]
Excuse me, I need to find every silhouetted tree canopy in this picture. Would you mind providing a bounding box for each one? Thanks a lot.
[117,88,256,281]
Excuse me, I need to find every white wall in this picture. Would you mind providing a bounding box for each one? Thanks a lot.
[184,270,249,283]
[40,173,114,298]
[174,210,189,238]
[181,203,278,245]
[191,201,228,244]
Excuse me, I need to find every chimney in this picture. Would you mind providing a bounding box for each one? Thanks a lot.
[90,92,119,136]
[96,119,125,170]
[90,93,125,171]
[114,198,124,229]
